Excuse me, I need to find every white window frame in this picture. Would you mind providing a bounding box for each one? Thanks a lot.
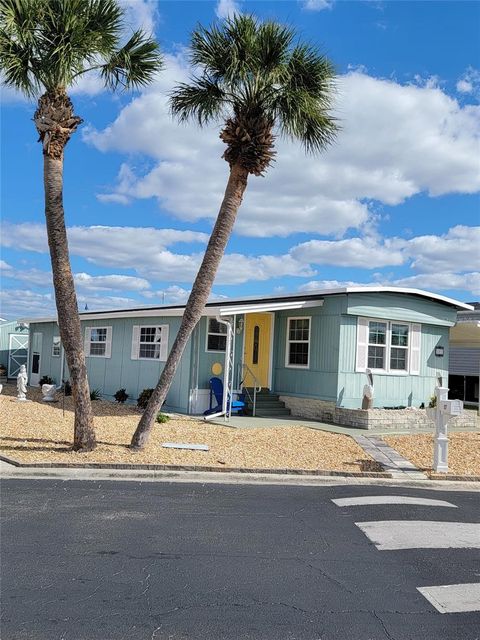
[52,335,61,357]
[363,318,411,375]
[205,317,227,353]
[85,326,112,358]
[285,316,311,369]
[137,326,163,361]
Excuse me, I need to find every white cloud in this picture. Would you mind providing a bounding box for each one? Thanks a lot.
[74,273,151,292]
[405,226,480,273]
[303,0,334,11]
[0,287,142,318]
[216,0,241,19]
[119,0,158,36]
[1,261,151,293]
[390,272,480,297]
[299,272,480,298]
[86,56,480,238]
[1,221,209,266]
[456,67,480,98]
[291,237,405,268]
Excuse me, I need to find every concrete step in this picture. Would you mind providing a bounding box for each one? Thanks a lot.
[247,407,291,417]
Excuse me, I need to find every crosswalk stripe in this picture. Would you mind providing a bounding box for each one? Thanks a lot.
[355,521,480,550]
[417,583,480,613]
[332,496,457,508]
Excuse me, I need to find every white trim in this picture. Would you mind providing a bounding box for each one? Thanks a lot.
[205,316,228,353]
[132,325,168,361]
[359,317,417,375]
[21,287,473,325]
[219,300,322,316]
[268,313,275,389]
[285,316,311,369]
[85,326,112,358]
[51,336,61,357]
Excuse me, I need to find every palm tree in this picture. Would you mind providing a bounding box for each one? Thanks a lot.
[0,0,162,451]
[131,14,338,449]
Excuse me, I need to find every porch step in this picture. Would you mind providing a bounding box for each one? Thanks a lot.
[242,388,291,418]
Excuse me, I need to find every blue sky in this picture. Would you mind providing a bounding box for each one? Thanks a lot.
[1,0,479,319]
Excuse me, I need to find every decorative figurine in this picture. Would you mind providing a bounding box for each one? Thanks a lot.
[16,364,28,401]
[362,368,374,410]
[42,384,57,402]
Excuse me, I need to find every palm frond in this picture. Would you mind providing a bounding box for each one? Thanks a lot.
[170,77,224,126]
[0,0,162,96]
[172,15,338,162]
[100,29,162,90]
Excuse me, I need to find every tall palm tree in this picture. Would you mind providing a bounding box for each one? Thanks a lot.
[0,0,162,451]
[131,14,338,449]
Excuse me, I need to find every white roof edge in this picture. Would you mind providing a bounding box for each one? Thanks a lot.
[21,286,473,323]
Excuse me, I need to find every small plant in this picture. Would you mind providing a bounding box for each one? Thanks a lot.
[90,388,102,401]
[428,395,437,408]
[114,388,129,404]
[156,412,170,424]
[39,375,54,385]
[64,380,72,396]
[137,388,154,409]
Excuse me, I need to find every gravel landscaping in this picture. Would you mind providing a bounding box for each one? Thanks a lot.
[384,432,480,477]
[0,384,381,472]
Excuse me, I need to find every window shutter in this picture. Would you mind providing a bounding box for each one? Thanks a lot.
[84,327,91,357]
[104,327,112,359]
[356,317,369,372]
[131,326,140,360]
[409,323,421,375]
[159,324,169,361]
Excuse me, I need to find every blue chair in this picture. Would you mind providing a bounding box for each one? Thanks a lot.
[204,377,245,416]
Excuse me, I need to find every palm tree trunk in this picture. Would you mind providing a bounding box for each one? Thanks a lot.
[43,154,96,452]
[131,163,249,449]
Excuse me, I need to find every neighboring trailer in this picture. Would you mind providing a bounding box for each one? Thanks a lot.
[0,320,29,379]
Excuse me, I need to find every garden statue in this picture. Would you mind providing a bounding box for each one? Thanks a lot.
[42,384,57,402]
[362,368,374,410]
[16,364,28,401]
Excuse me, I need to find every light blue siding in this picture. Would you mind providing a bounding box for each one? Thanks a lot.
[272,297,343,401]
[30,316,191,412]
[27,322,62,384]
[346,292,457,326]
[337,316,450,408]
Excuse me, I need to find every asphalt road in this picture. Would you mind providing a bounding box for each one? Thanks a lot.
[1,479,479,640]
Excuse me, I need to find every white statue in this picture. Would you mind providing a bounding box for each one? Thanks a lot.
[42,384,57,402]
[362,368,374,410]
[16,365,28,401]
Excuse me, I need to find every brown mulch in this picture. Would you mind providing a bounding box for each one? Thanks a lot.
[0,384,381,472]
[384,432,480,477]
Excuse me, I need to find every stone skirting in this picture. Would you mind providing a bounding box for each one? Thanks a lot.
[279,395,479,431]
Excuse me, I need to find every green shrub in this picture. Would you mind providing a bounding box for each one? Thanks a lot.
[39,375,54,386]
[428,395,437,408]
[156,412,170,424]
[137,388,154,409]
[90,388,102,401]
[114,388,129,403]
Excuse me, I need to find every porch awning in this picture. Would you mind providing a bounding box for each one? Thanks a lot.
[218,299,322,316]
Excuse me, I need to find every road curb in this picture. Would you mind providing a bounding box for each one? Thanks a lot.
[0,453,390,478]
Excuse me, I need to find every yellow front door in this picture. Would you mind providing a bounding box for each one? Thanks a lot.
[243,313,272,388]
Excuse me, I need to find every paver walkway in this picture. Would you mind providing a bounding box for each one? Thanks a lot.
[353,434,428,480]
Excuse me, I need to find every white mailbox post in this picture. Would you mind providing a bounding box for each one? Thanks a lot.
[433,386,463,473]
